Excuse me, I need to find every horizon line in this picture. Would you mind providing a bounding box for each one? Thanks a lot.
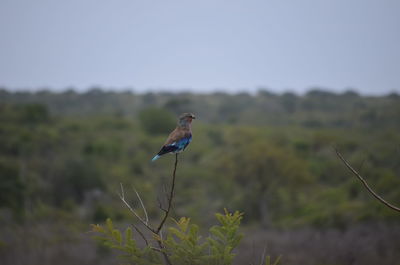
[1,86,399,97]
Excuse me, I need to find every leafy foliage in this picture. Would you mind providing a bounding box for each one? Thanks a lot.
[91,210,244,265]
[92,219,160,265]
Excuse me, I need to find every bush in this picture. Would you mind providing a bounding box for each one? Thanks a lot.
[91,210,244,265]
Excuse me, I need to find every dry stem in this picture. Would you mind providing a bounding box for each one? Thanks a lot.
[118,153,179,265]
[335,148,400,213]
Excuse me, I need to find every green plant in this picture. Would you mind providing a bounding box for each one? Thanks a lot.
[91,209,244,265]
[92,219,160,265]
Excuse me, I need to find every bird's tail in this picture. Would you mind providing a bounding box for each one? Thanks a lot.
[151,155,160,162]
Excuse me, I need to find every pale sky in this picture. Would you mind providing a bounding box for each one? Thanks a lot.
[0,0,399,94]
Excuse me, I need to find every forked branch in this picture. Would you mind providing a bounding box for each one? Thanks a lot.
[132,185,149,224]
[118,183,155,233]
[335,148,400,213]
[117,153,180,265]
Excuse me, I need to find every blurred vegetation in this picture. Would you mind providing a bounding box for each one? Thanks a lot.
[0,88,400,264]
[1,88,399,227]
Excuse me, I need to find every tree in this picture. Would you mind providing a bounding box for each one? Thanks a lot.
[215,136,313,226]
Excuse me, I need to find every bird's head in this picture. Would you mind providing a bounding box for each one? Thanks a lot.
[178,113,196,127]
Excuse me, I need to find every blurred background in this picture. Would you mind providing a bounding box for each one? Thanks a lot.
[1,1,400,265]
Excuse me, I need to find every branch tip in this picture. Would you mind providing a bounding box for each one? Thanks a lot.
[335,148,400,213]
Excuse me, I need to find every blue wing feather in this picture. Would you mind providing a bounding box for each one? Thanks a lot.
[152,134,192,161]
[170,135,192,152]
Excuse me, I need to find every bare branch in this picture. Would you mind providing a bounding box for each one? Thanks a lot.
[118,153,179,265]
[150,247,163,253]
[118,183,156,233]
[156,153,179,233]
[132,224,149,247]
[132,185,149,224]
[157,240,172,265]
[335,148,400,213]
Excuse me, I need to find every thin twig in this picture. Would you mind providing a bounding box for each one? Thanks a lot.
[132,224,149,247]
[335,148,400,213]
[118,183,156,233]
[118,153,179,265]
[154,154,179,265]
[156,153,179,233]
[157,240,172,265]
[150,247,163,253]
[132,185,149,224]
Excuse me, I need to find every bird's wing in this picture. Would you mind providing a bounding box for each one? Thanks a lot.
[175,133,192,150]
[155,129,192,157]
[164,128,188,146]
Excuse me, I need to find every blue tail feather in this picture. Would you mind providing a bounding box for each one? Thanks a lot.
[151,155,160,162]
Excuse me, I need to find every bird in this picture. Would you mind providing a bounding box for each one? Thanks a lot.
[151,113,196,161]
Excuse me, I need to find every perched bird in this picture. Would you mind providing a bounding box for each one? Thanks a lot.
[151,113,196,161]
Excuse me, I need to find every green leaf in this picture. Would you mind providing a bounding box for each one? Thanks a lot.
[125,227,132,241]
[209,226,226,241]
[112,229,122,244]
[106,218,113,232]
[168,227,187,240]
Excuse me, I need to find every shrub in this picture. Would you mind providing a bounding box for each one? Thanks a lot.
[91,210,244,265]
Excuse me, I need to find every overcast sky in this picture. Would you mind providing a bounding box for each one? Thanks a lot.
[0,0,399,94]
